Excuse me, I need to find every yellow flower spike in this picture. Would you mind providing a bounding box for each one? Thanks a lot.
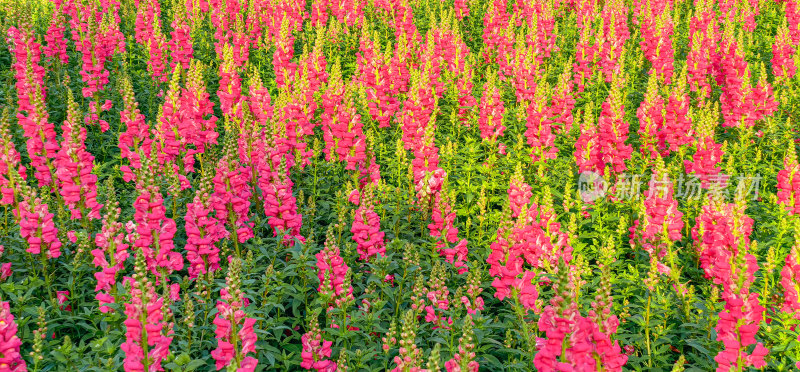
[787,140,799,168]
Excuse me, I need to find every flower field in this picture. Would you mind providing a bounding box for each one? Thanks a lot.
[1,0,800,370]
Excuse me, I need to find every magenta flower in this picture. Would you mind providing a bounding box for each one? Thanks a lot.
[211,137,254,246]
[185,183,225,280]
[8,26,60,188]
[121,274,172,372]
[133,185,183,278]
[477,72,506,143]
[693,196,768,370]
[55,92,102,221]
[212,259,258,371]
[92,183,129,313]
[630,163,684,280]
[0,110,26,208]
[316,234,354,310]
[489,173,572,306]
[0,300,26,371]
[778,148,800,216]
[351,186,385,262]
[17,189,62,259]
[300,316,336,372]
[321,78,367,170]
[430,187,469,274]
[0,263,11,281]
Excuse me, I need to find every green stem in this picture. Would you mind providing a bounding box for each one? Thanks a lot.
[41,252,54,302]
[645,292,652,368]
[512,293,534,364]
[231,310,242,367]
[139,284,151,371]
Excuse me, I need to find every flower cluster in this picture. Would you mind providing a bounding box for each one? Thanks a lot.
[180,61,219,171]
[68,0,126,122]
[431,191,469,274]
[56,91,102,221]
[629,160,684,279]
[414,263,453,329]
[686,0,717,99]
[662,71,693,154]
[258,151,304,244]
[398,71,436,152]
[118,76,152,183]
[316,228,354,311]
[692,196,768,370]
[390,310,423,372]
[300,314,336,371]
[575,73,632,175]
[411,122,444,206]
[185,174,226,279]
[684,104,724,188]
[444,316,479,372]
[778,145,800,216]
[573,21,598,94]
[534,262,627,371]
[477,71,506,143]
[0,110,25,207]
[135,0,169,82]
[459,267,485,315]
[772,22,797,80]
[357,30,402,129]
[273,19,298,90]
[481,0,511,68]
[321,74,367,170]
[92,180,129,312]
[525,80,558,163]
[781,228,800,319]
[17,188,62,259]
[132,183,183,278]
[638,1,675,85]
[8,26,60,188]
[121,255,173,371]
[637,75,667,160]
[596,73,632,174]
[218,44,243,117]
[488,171,572,309]
[351,186,385,261]
[167,2,194,71]
[598,0,630,83]
[212,135,254,245]
[44,8,69,64]
[717,29,777,128]
[212,258,258,372]
[0,300,25,371]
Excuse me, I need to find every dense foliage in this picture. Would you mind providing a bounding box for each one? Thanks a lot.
[0,0,800,370]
